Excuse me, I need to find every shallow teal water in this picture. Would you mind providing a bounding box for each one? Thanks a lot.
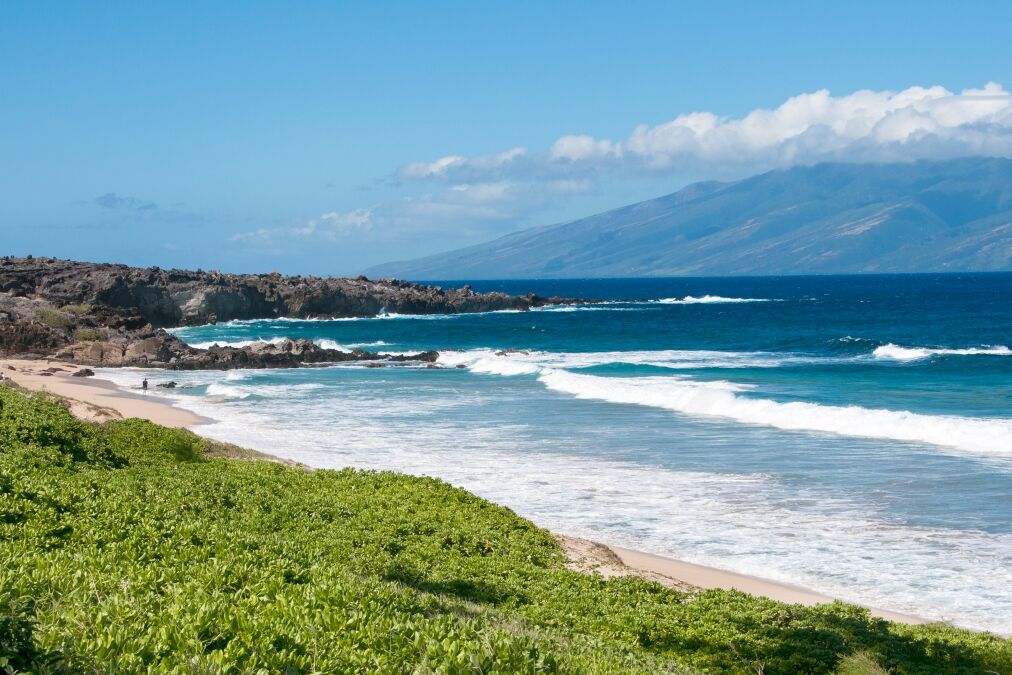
[102,274,1012,632]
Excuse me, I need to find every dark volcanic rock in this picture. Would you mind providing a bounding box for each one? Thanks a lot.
[52,333,440,371]
[72,368,95,377]
[0,257,577,368]
[0,257,567,327]
[0,319,69,356]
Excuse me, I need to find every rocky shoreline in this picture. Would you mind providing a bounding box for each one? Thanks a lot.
[0,257,567,369]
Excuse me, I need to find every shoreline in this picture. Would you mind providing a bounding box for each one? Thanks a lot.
[2,358,207,428]
[2,357,931,628]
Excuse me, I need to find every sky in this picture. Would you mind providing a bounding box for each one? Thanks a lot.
[2,1,1011,275]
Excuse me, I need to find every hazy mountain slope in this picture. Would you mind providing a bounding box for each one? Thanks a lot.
[367,158,1012,279]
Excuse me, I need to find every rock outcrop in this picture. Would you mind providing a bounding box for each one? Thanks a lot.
[52,332,438,371]
[1,257,565,369]
[0,257,565,327]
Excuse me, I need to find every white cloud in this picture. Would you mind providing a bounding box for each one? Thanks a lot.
[397,147,529,181]
[398,155,467,179]
[400,83,1012,179]
[317,208,373,237]
[550,135,619,162]
[237,83,1012,252]
[618,83,1012,168]
[230,208,373,244]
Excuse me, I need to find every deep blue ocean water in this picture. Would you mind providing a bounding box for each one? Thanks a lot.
[101,274,1012,632]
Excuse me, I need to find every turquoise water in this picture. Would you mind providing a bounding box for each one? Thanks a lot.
[101,274,1012,632]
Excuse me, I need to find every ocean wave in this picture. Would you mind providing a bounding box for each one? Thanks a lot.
[205,382,253,400]
[531,304,642,312]
[315,339,349,351]
[656,295,773,304]
[538,369,1012,457]
[873,343,1012,361]
[315,339,394,350]
[438,348,831,372]
[186,336,290,349]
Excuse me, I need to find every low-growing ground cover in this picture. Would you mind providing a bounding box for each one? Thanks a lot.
[1,385,1008,673]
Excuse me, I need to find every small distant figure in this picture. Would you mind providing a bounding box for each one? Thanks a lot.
[0,372,5,382]
[142,378,148,393]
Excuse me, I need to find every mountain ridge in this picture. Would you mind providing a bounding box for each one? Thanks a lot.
[366,158,1012,279]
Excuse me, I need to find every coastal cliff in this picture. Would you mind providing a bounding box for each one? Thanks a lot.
[0,256,561,368]
[0,257,560,326]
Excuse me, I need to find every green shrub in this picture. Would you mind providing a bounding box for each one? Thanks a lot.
[104,418,206,463]
[835,651,888,674]
[0,387,1008,674]
[0,387,122,467]
[31,307,72,330]
[60,303,93,316]
[0,592,51,674]
[72,327,105,341]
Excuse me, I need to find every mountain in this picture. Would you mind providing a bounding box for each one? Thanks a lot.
[367,158,1012,279]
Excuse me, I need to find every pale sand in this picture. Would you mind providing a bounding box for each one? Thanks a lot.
[3,357,930,626]
[2,358,205,428]
[557,535,926,625]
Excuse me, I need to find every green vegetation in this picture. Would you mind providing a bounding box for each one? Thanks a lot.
[30,308,72,330]
[72,328,105,342]
[59,304,92,316]
[0,386,1008,674]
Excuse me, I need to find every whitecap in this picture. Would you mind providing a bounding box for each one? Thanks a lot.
[185,336,289,349]
[656,295,773,304]
[873,343,1012,361]
[537,369,1012,457]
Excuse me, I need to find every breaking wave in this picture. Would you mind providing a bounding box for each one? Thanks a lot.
[186,336,290,349]
[656,295,773,304]
[537,370,1012,457]
[873,343,1012,361]
[438,349,1012,457]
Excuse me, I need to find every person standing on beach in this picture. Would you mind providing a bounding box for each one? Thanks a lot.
[142,378,148,393]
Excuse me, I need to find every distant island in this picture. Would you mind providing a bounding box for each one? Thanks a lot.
[367,157,1012,279]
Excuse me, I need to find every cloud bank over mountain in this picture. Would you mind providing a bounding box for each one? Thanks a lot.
[400,83,1012,183]
[232,84,1012,265]
[367,157,1012,279]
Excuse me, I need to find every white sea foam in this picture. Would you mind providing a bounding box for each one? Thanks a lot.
[873,343,1012,361]
[185,336,393,352]
[205,382,253,400]
[531,304,641,312]
[538,369,1012,457]
[437,349,1012,456]
[656,295,773,304]
[186,336,290,349]
[315,339,350,351]
[438,348,835,371]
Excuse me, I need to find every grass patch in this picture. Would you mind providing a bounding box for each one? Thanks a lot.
[31,307,72,330]
[72,327,105,342]
[60,303,93,316]
[0,387,1008,673]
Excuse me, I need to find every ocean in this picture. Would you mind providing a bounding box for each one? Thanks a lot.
[99,273,1012,633]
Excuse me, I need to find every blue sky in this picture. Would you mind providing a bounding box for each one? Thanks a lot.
[2,1,1011,275]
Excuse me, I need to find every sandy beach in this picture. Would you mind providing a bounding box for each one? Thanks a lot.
[3,356,927,626]
[2,358,205,428]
